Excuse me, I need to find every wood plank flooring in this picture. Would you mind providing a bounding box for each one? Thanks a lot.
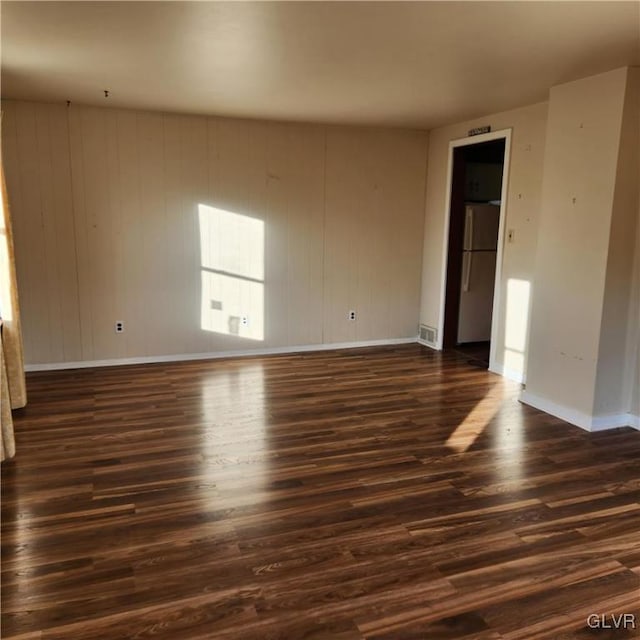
[2,344,639,639]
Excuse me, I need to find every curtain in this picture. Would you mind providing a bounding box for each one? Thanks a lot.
[1,148,27,462]
[1,328,16,460]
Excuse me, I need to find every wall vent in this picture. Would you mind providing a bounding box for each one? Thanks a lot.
[419,324,437,348]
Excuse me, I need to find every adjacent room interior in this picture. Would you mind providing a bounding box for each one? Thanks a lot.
[1,2,639,639]
[443,137,506,368]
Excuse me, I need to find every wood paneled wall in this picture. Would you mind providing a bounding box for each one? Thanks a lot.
[1,101,428,365]
[419,101,549,382]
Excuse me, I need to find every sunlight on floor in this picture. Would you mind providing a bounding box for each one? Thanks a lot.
[445,392,501,453]
[199,363,271,492]
[493,411,525,484]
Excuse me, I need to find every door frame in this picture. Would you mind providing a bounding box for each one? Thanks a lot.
[436,128,512,376]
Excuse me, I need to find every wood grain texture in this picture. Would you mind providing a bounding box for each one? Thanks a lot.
[2,344,639,639]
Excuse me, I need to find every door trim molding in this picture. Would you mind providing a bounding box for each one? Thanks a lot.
[437,128,513,379]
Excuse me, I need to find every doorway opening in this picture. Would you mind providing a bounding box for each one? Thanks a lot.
[441,134,509,370]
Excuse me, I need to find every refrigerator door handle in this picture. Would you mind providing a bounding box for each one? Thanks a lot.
[462,251,472,292]
[464,208,474,250]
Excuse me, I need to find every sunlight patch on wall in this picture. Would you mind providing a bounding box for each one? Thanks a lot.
[503,278,531,375]
[198,205,264,341]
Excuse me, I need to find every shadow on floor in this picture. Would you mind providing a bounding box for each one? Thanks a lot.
[452,341,490,369]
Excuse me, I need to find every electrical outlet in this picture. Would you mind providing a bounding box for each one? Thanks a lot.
[348,310,356,321]
[240,316,249,327]
[115,321,124,333]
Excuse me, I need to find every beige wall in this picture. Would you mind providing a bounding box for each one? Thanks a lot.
[627,199,640,418]
[594,68,639,417]
[624,77,640,419]
[524,68,633,421]
[419,101,549,380]
[1,100,428,365]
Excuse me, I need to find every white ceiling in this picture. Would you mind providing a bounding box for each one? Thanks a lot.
[2,1,639,130]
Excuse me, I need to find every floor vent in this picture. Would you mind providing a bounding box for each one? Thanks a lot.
[419,324,437,348]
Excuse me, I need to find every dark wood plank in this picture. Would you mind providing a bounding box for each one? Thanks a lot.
[2,344,639,639]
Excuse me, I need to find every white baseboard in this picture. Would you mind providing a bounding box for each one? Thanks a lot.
[590,413,639,432]
[520,390,640,432]
[25,337,418,372]
[412,342,526,384]
[489,360,525,384]
[519,390,592,430]
[416,338,439,350]
[415,342,526,388]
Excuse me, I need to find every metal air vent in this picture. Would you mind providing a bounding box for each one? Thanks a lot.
[419,324,437,348]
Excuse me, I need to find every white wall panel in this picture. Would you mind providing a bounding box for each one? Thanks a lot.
[420,101,548,381]
[2,101,428,365]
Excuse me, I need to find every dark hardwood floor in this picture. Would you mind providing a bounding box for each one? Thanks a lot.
[452,343,491,370]
[2,344,639,639]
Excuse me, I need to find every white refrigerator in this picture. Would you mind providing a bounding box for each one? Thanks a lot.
[457,204,500,344]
